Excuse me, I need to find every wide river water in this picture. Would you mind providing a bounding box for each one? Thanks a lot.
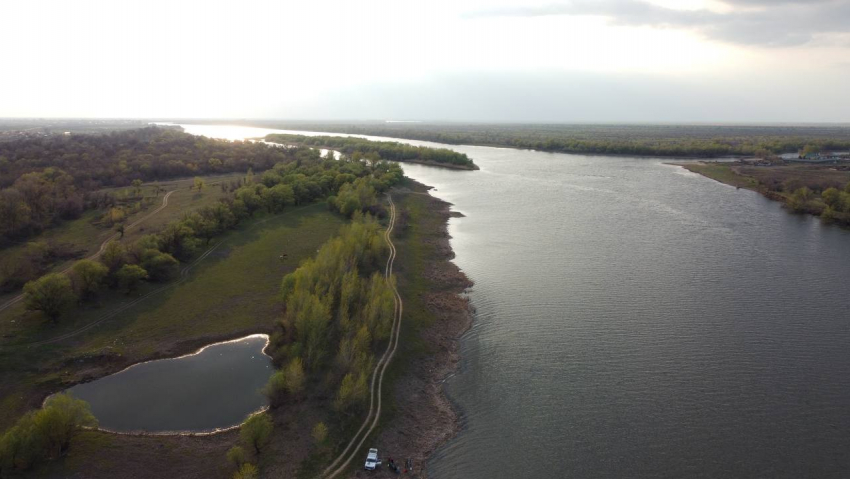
[178,124,850,478]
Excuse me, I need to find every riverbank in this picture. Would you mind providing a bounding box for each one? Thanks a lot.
[358,180,473,478]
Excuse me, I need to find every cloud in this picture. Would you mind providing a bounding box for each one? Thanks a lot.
[463,0,850,47]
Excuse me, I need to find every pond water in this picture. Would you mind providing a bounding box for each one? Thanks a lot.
[175,123,850,478]
[67,335,272,433]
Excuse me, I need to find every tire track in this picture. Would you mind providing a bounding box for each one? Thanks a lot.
[323,193,403,479]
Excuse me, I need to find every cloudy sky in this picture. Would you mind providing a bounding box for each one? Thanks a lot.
[2,0,849,122]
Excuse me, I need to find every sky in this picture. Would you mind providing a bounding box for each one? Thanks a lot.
[1,0,849,122]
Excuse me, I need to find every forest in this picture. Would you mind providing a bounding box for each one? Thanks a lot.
[264,133,477,169]
[259,122,850,158]
[0,128,292,246]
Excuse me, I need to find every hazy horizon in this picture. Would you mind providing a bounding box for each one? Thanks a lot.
[3,0,849,122]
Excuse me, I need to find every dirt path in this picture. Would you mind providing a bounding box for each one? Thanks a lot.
[323,194,403,479]
[0,190,175,314]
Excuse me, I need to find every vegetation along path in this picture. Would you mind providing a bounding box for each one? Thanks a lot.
[8,201,320,349]
[0,190,176,314]
[323,193,404,479]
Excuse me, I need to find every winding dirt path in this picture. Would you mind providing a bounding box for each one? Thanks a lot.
[0,190,175,314]
[323,193,404,479]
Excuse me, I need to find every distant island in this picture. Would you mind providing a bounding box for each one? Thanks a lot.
[264,133,478,170]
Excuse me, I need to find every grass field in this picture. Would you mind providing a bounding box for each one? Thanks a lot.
[679,162,762,191]
[0,203,344,431]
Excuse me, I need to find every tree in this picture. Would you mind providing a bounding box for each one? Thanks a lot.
[262,371,287,408]
[0,393,96,473]
[100,241,127,274]
[226,446,247,466]
[114,223,125,239]
[140,249,178,281]
[131,179,143,197]
[233,463,258,479]
[71,260,108,299]
[35,393,98,456]
[822,187,841,209]
[193,177,206,192]
[284,357,305,395]
[23,273,76,322]
[311,422,328,446]
[240,413,273,454]
[117,264,147,293]
[334,373,367,413]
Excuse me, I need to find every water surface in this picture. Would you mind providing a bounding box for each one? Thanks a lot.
[67,334,272,433]
[178,124,850,478]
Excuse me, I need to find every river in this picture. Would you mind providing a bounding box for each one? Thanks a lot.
[177,124,850,478]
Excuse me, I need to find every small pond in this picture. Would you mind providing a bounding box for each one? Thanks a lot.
[66,334,273,434]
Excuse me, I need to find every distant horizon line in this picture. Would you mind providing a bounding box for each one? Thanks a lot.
[2,117,850,127]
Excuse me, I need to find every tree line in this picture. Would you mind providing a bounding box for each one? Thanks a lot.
[265,215,394,418]
[262,123,850,158]
[790,181,850,227]
[264,133,477,169]
[0,127,293,246]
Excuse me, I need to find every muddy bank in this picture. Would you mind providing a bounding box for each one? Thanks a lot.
[353,181,473,478]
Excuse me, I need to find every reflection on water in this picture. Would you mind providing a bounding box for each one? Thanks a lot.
[176,124,850,478]
[67,335,272,433]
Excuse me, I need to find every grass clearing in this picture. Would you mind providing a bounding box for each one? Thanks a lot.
[0,203,344,431]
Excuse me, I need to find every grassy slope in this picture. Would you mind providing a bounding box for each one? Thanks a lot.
[680,162,762,191]
[0,204,344,435]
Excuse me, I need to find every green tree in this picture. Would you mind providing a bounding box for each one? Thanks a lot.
[284,357,305,395]
[311,422,328,446]
[262,371,287,408]
[226,446,247,466]
[822,187,841,208]
[71,259,108,299]
[240,413,273,454]
[117,264,147,293]
[193,177,206,192]
[0,393,96,473]
[131,179,143,197]
[23,273,76,322]
[789,187,813,212]
[35,393,98,457]
[100,241,127,274]
[140,249,179,281]
[233,463,258,479]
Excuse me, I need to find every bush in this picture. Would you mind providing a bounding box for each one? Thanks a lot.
[226,445,246,467]
[240,413,273,454]
[232,463,258,479]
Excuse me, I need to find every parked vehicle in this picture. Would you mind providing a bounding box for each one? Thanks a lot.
[364,448,380,471]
